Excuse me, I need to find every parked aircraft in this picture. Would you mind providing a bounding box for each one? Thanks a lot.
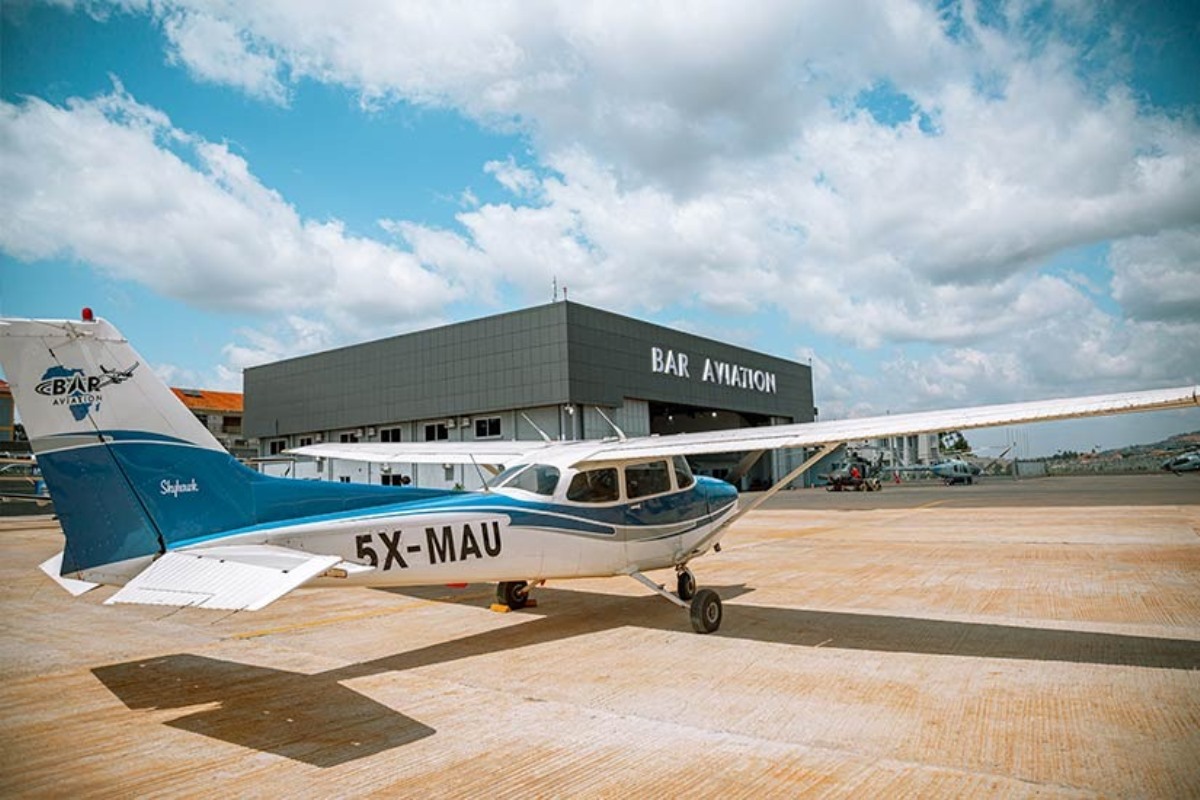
[1162,451,1200,474]
[1,313,1196,633]
[898,458,984,485]
[819,454,883,492]
[0,456,52,507]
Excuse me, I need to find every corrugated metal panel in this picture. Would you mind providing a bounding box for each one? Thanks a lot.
[169,388,244,413]
[106,546,341,610]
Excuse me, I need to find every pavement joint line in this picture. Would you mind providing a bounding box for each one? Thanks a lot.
[227,590,494,640]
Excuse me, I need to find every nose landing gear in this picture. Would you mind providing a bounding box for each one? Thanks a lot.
[628,567,723,633]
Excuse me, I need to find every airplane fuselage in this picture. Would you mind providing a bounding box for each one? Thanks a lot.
[171,480,740,588]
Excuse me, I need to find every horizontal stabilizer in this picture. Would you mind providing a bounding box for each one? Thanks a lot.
[39,552,100,596]
[105,544,342,610]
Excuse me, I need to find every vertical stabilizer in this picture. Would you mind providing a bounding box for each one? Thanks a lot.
[0,315,443,583]
[0,317,227,578]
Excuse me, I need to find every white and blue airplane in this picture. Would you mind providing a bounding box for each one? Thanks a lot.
[1,313,1196,633]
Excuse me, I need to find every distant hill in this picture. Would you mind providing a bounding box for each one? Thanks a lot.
[1037,431,1200,475]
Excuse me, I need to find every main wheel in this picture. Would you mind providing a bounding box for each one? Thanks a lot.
[689,589,722,634]
[676,568,696,601]
[497,580,529,610]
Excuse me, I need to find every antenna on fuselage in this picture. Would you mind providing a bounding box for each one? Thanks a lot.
[468,454,491,493]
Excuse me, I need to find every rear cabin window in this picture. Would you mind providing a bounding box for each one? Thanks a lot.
[566,468,620,503]
[672,456,695,489]
[625,460,671,499]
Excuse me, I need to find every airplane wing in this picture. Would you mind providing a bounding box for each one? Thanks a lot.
[286,440,557,465]
[281,385,1198,470]
[104,544,355,610]
[566,386,1198,466]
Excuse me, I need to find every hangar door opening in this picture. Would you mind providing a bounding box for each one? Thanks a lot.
[648,402,778,490]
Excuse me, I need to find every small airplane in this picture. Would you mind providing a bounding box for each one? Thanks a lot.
[98,361,139,387]
[1,312,1197,633]
[1162,451,1200,474]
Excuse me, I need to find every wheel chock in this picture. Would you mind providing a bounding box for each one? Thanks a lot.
[490,603,511,613]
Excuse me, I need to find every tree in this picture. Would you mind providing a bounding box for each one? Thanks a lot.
[939,430,971,454]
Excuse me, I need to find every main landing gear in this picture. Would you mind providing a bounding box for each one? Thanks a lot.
[495,580,545,611]
[496,580,530,610]
[629,566,722,634]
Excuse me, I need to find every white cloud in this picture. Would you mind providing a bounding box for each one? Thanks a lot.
[1109,228,1200,323]
[161,9,289,104]
[0,84,462,336]
[7,1,1199,433]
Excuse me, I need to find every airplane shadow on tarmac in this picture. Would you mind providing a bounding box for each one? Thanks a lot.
[91,584,1200,767]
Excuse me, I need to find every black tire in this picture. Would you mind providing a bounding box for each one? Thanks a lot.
[677,569,696,601]
[689,589,722,634]
[497,580,528,610]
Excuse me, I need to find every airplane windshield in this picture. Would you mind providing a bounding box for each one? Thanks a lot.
[490,463,561,496]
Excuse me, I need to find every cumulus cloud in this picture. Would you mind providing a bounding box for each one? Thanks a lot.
[0,82,462,337]
[7,1,1200,419]
[161,8,289,104]
[1109,228,1200,323]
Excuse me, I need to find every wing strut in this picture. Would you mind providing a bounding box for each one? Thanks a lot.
[726,449,767,485]
[723,442,842,529]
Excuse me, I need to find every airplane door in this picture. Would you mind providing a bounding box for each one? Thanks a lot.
[622,459,708,540]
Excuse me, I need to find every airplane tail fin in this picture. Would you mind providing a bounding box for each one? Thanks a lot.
[0,315,434,584]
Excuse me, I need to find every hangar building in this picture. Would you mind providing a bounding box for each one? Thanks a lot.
[245,301,815,489]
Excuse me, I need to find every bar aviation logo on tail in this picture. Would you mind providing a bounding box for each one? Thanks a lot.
[34,362,139,421]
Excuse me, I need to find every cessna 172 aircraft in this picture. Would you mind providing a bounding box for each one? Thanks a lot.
[1,313,1196,633]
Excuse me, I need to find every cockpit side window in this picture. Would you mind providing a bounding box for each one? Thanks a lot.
[672,456,695,489]
[488,463,530,488]
[499,464,560,496]
[626,460,671,499]
[566,467,620,503]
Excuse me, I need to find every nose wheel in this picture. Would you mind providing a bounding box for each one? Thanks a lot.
[689,589,722,633]
[627,569,723,633]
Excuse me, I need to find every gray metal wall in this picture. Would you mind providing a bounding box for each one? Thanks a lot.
[245,302,813,439]
[246,304,572,438]
[562,302,811,420]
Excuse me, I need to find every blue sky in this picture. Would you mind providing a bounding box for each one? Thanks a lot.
[2,0,1198,455]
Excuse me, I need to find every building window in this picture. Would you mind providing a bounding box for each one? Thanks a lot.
[298,436,314,447]
[339,476,351,483]
[425,423,448,441]
[339,432,359,443]
[474,416,501,438]
[382,474,410,486]
[223,415,242,433]
[381,427,403,442]
[268,439,286,455]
